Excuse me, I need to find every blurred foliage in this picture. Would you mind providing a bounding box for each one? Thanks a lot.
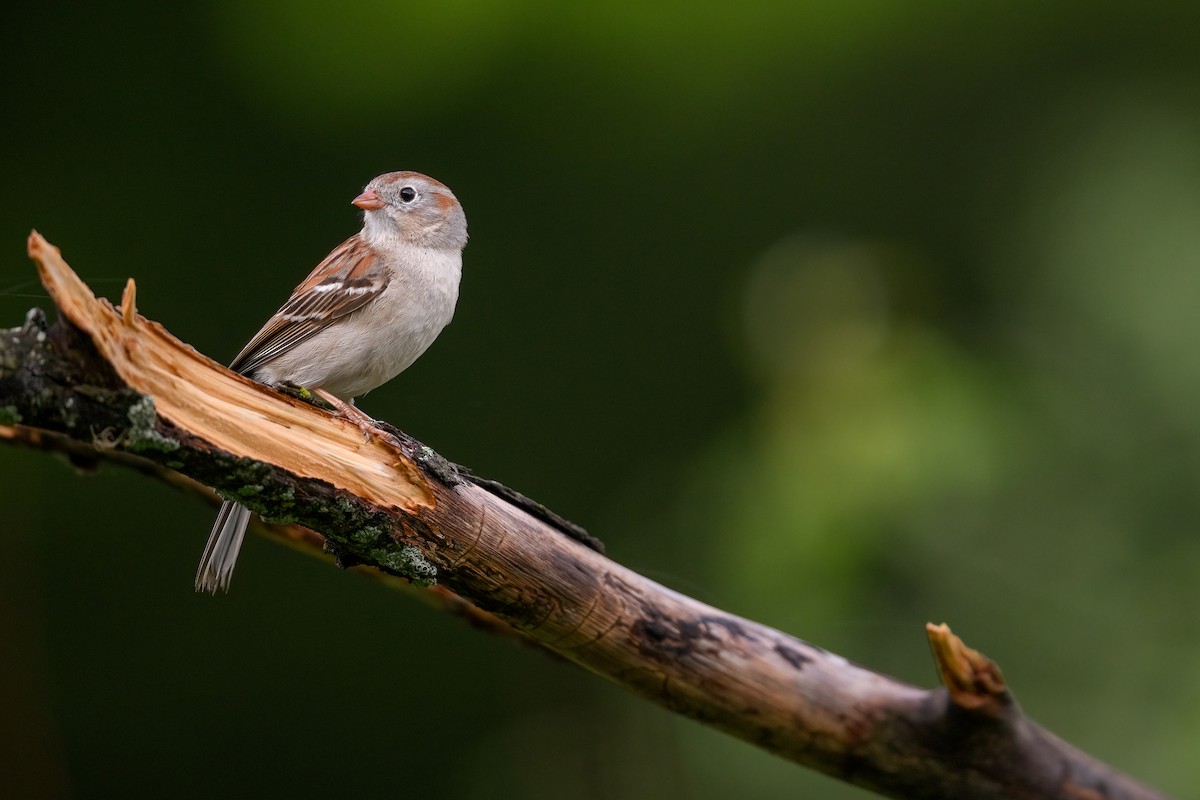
[3,2,1199,798]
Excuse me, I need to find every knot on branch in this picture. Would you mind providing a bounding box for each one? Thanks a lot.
[927,622,1010,717]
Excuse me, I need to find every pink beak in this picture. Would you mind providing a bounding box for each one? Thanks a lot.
[351,189,385,211]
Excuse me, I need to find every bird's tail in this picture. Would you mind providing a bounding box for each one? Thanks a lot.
[195,501,252,593]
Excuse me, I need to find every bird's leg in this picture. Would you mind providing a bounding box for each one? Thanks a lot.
[313,388,376,441]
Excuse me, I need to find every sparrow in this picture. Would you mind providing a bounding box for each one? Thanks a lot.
[195,171,467,593]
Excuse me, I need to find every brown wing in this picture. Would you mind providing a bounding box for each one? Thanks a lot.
[229,234,388,376]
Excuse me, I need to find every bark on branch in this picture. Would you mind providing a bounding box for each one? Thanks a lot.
[0,232,1167,800]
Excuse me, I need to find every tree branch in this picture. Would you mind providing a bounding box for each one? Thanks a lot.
[0,232,1166,800]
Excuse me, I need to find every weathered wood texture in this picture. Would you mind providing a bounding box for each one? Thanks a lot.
[0,232,1167,800]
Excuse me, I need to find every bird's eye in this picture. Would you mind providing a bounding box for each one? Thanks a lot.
[399,187,417,203]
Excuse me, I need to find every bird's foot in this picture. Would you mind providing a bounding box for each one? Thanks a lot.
[313,388,376,442]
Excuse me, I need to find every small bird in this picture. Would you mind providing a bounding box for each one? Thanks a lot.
[195,171,467,593]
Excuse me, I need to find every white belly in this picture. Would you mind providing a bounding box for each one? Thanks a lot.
[253,249,461,400]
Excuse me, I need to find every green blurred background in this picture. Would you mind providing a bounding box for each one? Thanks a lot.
[3,2,1198,797]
